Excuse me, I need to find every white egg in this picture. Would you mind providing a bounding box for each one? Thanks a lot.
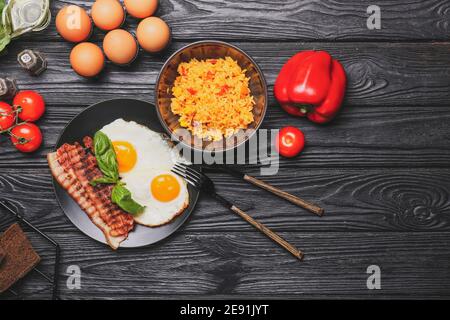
[121,170,189,227]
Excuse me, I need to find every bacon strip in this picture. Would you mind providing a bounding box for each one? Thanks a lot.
[47,138,134,249]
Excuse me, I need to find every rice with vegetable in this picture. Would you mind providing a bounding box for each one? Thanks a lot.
[170,57,255,141]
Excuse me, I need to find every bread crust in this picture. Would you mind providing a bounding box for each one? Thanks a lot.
[0,223,41,293]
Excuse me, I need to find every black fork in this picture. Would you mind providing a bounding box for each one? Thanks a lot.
[172,162,303,260]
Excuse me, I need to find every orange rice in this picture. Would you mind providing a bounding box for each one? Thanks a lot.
[170,57,255,141]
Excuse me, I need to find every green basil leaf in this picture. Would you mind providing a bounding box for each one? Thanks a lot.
[92,131,119,183]
[90,176,117,187]
[90,131,144,214]
[111,184,145,215]
[94,131,113,157]
[99,149,119,180]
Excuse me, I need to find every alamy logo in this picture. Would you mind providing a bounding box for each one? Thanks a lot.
[366,5,381,30]
[171,128,280,176]
[66,6,83,30]
[366,265,381,289]
[66,265,82,289]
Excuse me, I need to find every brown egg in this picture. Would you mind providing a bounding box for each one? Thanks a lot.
[124,0,158,19]
[136,17,170,53]
[56,5,92,43]
[91,0,125,31]
[103,29,138,65]
[70,43,105,77]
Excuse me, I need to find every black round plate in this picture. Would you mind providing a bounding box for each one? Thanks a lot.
[53,98,199,248]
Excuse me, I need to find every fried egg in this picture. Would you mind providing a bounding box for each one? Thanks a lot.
[100,119,183,175]
[121,170,189,226]
[100,119,189,226]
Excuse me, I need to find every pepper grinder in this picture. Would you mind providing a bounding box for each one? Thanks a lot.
[17,49,47,76]
[0,77,19,100]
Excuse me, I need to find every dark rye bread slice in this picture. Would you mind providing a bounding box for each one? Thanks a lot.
[0,223,41,293]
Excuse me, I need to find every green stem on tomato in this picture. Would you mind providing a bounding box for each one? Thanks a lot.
[0,106,23,133]
[0,117,30,144]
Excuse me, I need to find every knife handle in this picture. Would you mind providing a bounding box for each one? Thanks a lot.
[230,205,304,260]
[243,175,324,216]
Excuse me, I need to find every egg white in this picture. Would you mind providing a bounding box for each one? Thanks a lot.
[121,170,189,227]
[101,119,185,176]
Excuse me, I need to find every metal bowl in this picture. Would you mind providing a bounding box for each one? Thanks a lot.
[155,40,268,153]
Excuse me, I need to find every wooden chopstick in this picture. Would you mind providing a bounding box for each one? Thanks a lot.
[243,175,324,216]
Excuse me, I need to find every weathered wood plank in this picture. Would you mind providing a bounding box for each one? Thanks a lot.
[2,230,450,299]
[14,0,450,42]
[1,0,449,301]
[1,104,449,169]
[1,169,450,233]
[1,41,449,106]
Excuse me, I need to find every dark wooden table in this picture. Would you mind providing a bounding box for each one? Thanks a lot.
[1,0,450,300]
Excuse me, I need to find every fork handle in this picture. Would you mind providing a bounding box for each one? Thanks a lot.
[243,175,324,216]
[230,205,304,260]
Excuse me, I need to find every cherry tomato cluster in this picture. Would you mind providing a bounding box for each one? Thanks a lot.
[0,91,45,153]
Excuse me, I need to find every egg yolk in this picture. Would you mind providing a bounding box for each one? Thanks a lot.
[112,141,137,173]
[151,174,180,202]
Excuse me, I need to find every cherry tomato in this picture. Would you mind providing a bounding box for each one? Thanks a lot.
[0,102,16,131]
[10,123,43,153]
[276,126,305,158]
[13,90,45,122]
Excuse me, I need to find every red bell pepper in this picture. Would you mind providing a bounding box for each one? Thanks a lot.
[274,50,347,124]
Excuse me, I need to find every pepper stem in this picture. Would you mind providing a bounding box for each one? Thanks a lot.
[296,104,313,115]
